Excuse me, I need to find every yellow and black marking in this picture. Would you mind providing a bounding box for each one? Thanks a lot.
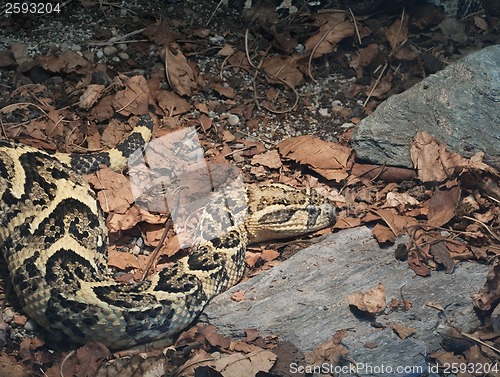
[55,114,154,174]
[0,114,335,349]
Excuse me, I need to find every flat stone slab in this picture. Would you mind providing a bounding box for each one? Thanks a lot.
[351,45,500,168]
[201,227,488,376]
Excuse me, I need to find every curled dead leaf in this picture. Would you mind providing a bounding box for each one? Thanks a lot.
[304,14,354,59]
[161,45,198,97]
[79,84,105,109]
[278,135,354,181]
[391,322,416,339]
[251,150,282,170]
[348,282,386,315]
[112,75,151,116]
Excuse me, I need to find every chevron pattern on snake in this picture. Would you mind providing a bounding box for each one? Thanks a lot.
[0,114,335,349]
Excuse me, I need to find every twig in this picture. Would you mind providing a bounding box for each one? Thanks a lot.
[207,0,226,26]
[348,8,362,45]
[140,215,173,281]
[460,331,500,354]
[363,62,387,107]
[307,20,342,82]
[463,215,500,242]
[84,28,146,46]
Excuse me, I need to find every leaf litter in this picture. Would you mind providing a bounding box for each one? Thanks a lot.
[0,0,499,375]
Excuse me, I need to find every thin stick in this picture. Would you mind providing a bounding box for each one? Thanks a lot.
[363,62,387,107]
[349,8,362,45]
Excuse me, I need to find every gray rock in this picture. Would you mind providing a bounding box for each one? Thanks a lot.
[351,45,500,168]
[201,227,487,376]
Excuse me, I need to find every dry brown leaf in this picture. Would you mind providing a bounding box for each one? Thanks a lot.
[245,251,261,268]
[218,44,237,57]
[392,45,419,60]
[108,249,143,271]
[161,45,198,97]
[156,232,181,258]
[408,252,431,277]
[348,282,386,315]
[45,108,65,137]
[386,14,409,49]
[429,241,455,273]
[213,348,277,377]
[334,217,362,229]
[177,349,216,376]
[38,50,91,73]
[349,43,379,77]
[200,325,231,349]
[391,322,416,339]
[365,73,393,98]
[137,207,167,225]
[213,82,236,99]
[10,42,33,68]
[156,90,191,116]
[222,129,236,142]
[382,192,419,211]
[472,259,500,311]
[304,14,354,59]
[389,298,412,311]
[371,209,418,237]
[261,56,304,88]
[231,340,263,353]
[100,118,133,148]
[60,342,111,377]
[372,223,396,243]
[278,135,354,182]
[89,95,115,122]
[0,354,26,377]
[410,131,466,182]
[0,49,16,67]
[430,349,466,365]
[260,249,280,262]
[142,20,180,46]
[106,206,142,233]
[231,290,246,302]
[79,84,105,109]
[112,75,151,116]
[305,330,349,366]
[464,345,491,369]
[251,150,282,169]
[425,185,461,227]
[250,165,268,179]
[86,168,135,214]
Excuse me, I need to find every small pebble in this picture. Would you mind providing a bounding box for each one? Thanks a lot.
[117,52,129,60]
[340,122,356,129]
[96,49,104,59]
[294,44,305,53]
[227,113,240,126]
[24,319,37,333]
[2,308,14,323]
[318,108,330,117]
[209,35,225,45]
[104,45,118,56]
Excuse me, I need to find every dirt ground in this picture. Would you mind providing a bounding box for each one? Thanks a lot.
[0,0,499,376]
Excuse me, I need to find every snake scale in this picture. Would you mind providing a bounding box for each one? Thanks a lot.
[0,114,335,349]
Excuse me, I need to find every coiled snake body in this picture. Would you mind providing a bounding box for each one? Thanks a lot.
[0,115,335,349]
